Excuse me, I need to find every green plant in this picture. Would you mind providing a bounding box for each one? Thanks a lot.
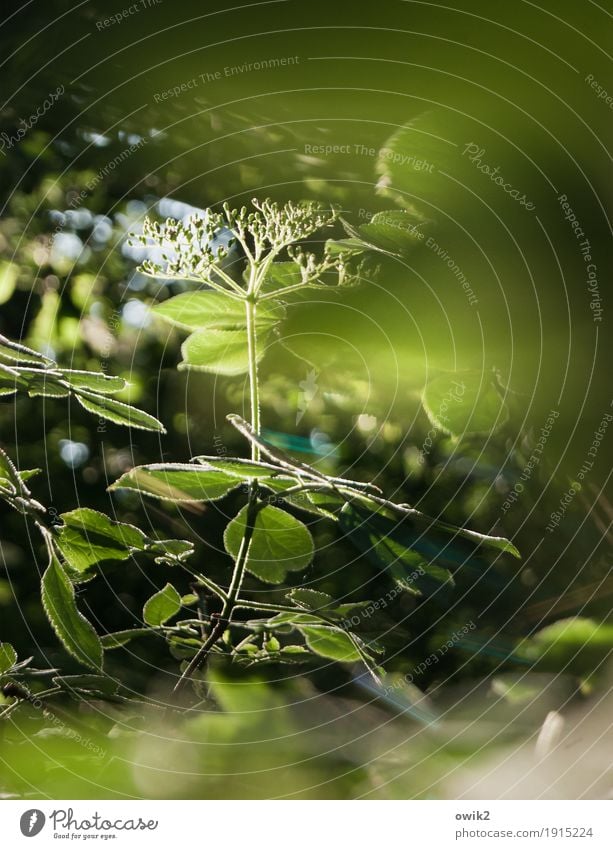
[110,199,520,693]
[0,198,520,708]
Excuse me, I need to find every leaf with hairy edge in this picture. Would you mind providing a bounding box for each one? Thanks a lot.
[249,611,325,628]
[54,508,148,575]
[277,488,346,520]
[180,328,271,376]
[143,583,181,626]
[0,642,17,674]
[358,210,431,255]
[147,538,195,565]
[0,334,52,365]
[298,625,362,662]
[287,588,333,610]
[0,362,24,396]
[0,447,44,517]
[52,674,120,698]
[22,369,69,398]
[325,238,368,257]
[74,390,165,432]
[339,500,454,598]
[59,370,127,394]
[259,262,303,294]
[286,589,373,621]
[340,497,519,597]
[110,464,241,502]
[224,504,314,584]
[193,455,286,479]
[0,447,21,495]
[101,629,153,649]
[153,291,284,331]
[41,537,103,670]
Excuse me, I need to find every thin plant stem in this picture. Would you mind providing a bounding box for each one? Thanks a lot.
[245,295,260,463]
[174,293,262,693]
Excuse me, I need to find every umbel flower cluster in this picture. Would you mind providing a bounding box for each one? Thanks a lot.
[132,198,363,296]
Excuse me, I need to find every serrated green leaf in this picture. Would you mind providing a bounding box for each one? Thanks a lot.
[325,238,368,257]
[0,642,17,674]
[180,328,270,376]
[17,468,42,483]
[0,446,22,495]
[101,628,153,649]
[74,390,165,432]
[422,370,508,437]
[287,588,333,610]
[0,448,41,517]
[153,291,284,330]
[41,541,103,670]
[224,504,314,584]
[340,500,454,597]
[259,262,303,295]
[248,611,326,629]
[60,370,127,394]
[22,368,69,398]
[298,625,361,662]
[0,362,24,395]
[54,508,148,575]
[358,210,431,254]
[340,497,519,595]
[51,674,119,697]
[110,463,241,502]
[143,583,182,626]
[148,538,195,565]
[192,455,286,479]
[0,334,53,365]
